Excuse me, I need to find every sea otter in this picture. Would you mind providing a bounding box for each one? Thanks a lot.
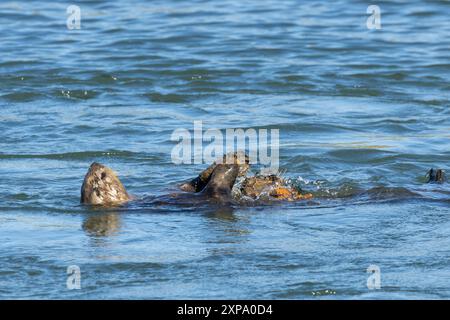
[80,152,312,206]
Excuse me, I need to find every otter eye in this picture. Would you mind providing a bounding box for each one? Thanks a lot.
[101,172,107,179]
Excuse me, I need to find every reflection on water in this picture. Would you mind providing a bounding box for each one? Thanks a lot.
[82,212,121,237]
[204,206,237,221]
[203,206,252,244]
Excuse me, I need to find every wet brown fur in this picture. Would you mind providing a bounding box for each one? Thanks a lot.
[80,162,130,205]
[179,151,249,192]
[202,164,240,200]
[80,153,311,206]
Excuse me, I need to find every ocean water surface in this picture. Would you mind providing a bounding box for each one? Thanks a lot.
[0,0,450,299]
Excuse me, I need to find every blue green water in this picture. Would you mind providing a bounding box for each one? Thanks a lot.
[0,0,449,299]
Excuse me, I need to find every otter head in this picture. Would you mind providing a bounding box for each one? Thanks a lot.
[80,162,130,206]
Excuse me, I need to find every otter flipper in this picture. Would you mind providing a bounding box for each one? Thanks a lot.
[179,152,250,193]
[202,164,240,200]
[426,168,445,183]
[179,162,217,192]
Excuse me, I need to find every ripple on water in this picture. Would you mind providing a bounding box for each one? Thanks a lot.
[1,0,450,300]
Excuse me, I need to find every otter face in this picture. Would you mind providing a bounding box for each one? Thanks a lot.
[80,162,130,206]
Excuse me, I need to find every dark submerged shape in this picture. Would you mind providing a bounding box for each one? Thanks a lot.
[426,168,445,183]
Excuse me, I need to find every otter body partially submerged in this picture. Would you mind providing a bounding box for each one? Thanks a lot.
[80,153,312,206]
[80,162,243,206]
